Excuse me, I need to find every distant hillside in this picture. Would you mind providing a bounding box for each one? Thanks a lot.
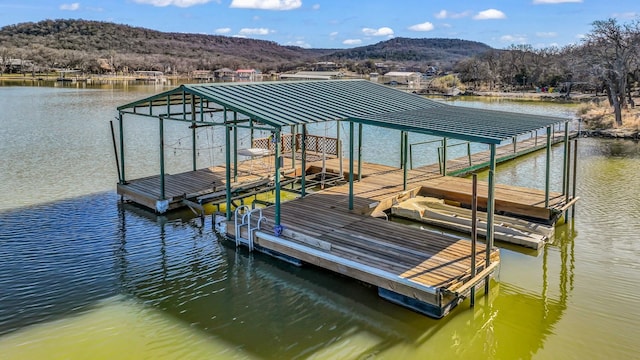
[0,19,493,74]
[325,37,492,65]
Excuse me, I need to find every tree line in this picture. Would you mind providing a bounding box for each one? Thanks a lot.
[454,18,640,126]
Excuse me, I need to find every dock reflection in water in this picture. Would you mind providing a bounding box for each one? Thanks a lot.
[0,186,580,359]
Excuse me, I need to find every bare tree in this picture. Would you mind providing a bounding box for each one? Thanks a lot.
[584,18,640,126]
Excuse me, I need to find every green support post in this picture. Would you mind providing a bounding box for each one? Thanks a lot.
[442,137,447,176]
[545,126,552,208]
[565,140,572,220]
[118,112,125,184]
[233,112,238,182]
[225,110,232,220]
[562,124,569,195]
[274,129,281,226]
[470,173,478,307]
[191,94,197,171]
[301,125,307,197]
[159,116,166,200]
[349,122,354,210]
[400,131,404,168]
[250,119,254,147]
[291,125,296,170]
[337,120,343,178]
[403,131,408,190]
[485,144,497,294]
[358,123,363,181]
[572,139,578,218]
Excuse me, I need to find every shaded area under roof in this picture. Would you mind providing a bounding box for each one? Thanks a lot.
[117,80,569,144]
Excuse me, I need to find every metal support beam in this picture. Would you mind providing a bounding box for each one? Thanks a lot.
[565,140,572,220]
[118,112,126,184]
[233,112,238,182]
[159,116,166,200]
[274,129,282,225]
[562,123,569,195]
[291,125,296,170]
[400,131,405,168]
[337,121,343,178]
[470,173,478,307]
[442,137,447,175]
[349,122,354,210]
[403,131,408,190]
[301,125,307,198]
[485,144,497,294]
[191,94,197,171]
[225,110,232,220]
[572,139,578,218]
[358,123,363,181]
[545,126,552,207]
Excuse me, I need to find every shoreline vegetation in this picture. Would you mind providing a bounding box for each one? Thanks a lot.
[2,72,638,140]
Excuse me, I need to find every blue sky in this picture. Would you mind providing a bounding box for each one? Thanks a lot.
[0,0,638,49]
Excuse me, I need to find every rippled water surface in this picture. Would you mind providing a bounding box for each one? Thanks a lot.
[1,84,639,359]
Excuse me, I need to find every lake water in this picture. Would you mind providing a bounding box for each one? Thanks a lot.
[1,82,639,359]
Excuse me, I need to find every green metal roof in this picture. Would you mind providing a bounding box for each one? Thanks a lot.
[118,79,568,144]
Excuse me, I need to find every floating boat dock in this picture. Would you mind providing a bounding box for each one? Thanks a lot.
[115,80,578,318]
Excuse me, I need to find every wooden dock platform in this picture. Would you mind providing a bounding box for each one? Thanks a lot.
[225,192,500,318]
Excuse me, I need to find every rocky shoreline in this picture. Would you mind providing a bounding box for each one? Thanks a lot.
[580,128,639,140]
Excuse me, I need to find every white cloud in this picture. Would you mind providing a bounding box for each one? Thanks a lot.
[133,0,212,7]
[500,34,528,43]
[329,31,338,36]
[60,3,80,10]
[435,9,471,19]
[536,31,557,38]
[362,27,394,37]
[214,27,232,34]
[238,27,273,35]
[230,0,301,10]
[343,39,362,45]
[473,9,506,20]
[312,4,320,10]
[533,0,582,4]
[409,22,434,32]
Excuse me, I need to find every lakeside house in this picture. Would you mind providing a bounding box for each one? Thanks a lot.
[236,69,262,81]
[214,67,235,80]
[280,71,345,80]
[380,71,422,88]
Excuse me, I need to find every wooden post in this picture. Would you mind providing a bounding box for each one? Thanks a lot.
[349,122,354,210]
[301,125,307,197]
[545,126,551,208]
[471,173,478,307]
